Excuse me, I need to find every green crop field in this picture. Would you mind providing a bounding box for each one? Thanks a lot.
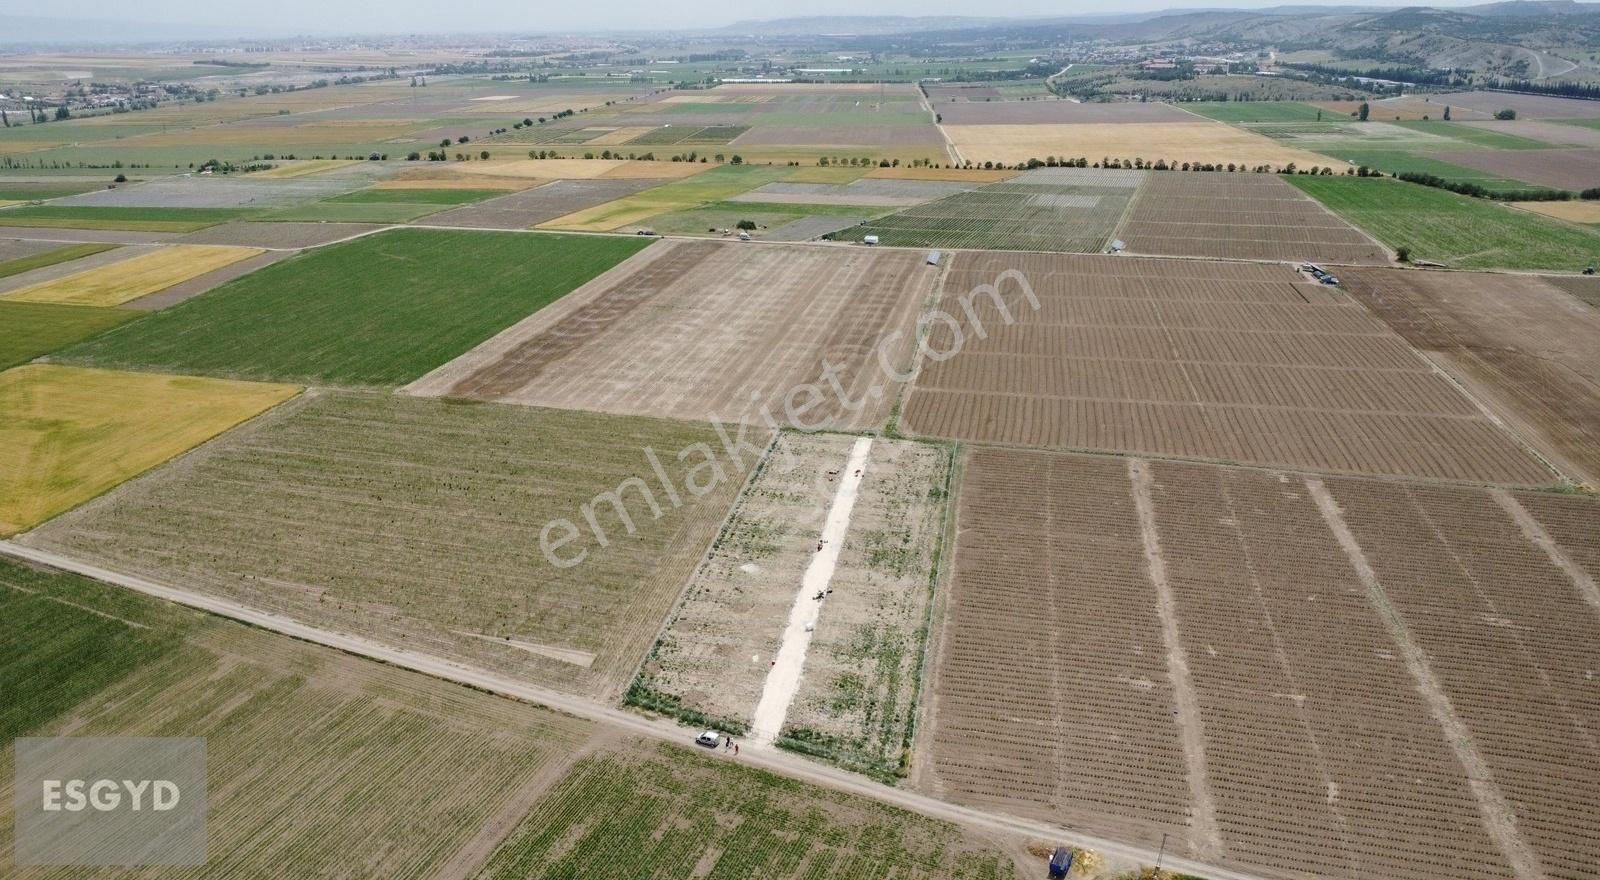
[0,556,598,880]
[256,200,454,223]
[59,227,650,385]
[0,206,249,232]
[1392,120,1549,150]
[0,557,191,739]
[0,182,110,201]
[1322,149,1536,191]
[1288,175,1600,270]
[0,301,137,369]
[854,172,1139,252]
[0,242,118,279]
[473,743,1018,880]
[1187,102,1330,123]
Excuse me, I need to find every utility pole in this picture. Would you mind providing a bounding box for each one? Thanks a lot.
[1155,832,1168,876]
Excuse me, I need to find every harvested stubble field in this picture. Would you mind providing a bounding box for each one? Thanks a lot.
[854,168,1143,252]
[3,245,263,307]
[410,240,935,431]
[927,446,1600,880]
[60,228,649,386]
[944,121,1336,168]
[1417,147,1600,192]
[1339,267,1600,486]
[0,364,298,537]
[899,251,1553,485]
[634,434,948,779]
[934,101,1195,125]
[473,741,1019,880]
[1118,173,1389,264]
[1288,176,1600,271]
[0,301,135,370]
[20,391,744,699]
[1464,120,1600,149]
[1513,200,1600,224]
[0,557,597,880]
[421,178,668,229]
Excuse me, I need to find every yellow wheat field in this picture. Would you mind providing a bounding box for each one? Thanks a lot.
[5,245,264,307]
[247,159,358,179]
[945,121,1338,168]
[586,126,659,146]
[1511,200,1600,224]
[0,364,299,535]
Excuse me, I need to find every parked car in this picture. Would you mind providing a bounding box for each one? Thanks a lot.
[695,730,722,748]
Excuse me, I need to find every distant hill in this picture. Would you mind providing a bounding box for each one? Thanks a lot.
[717,16,1010,36]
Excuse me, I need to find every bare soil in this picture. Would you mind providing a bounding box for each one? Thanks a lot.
[1419,147,1600,191]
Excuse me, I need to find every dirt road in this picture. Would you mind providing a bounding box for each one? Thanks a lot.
[1,540,1272,880]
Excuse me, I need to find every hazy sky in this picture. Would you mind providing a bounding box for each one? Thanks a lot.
[7,0,1498,36]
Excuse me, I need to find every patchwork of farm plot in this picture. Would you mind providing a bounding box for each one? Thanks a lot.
[19,392,743,699]
[924,446,1600,880]
[409,240,936,431]
[856,167,1143,252]
[898,250,1553,485]
[1118,173,1389,264]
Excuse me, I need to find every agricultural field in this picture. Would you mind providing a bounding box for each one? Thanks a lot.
[1466,119,1600,148]
[0,242,117,279]
[421,178,669,229]
[935,101,1194,125]
[898,251,1552,485]
[633,433,949,780]
[924,446,1600,879]
[0,364,298,536]
[944,120,1337,168]
[3,245,263,307]
[1548,274,1600,309]
[1287,176,1600,271]
[729,179,974,208]
[473,742,1019,880]
[1416,147,1600,192]
[1118,173,1388,263]
[410,240,935,431]
[0,557,598,880]
[59,228,649,386]
[1339,267,1600,486]
[0,302,137,370]
[174,221,386,248]
[854,167,1143,252]
[539,165,795,231]
[0,206,247,232]
[629,200,879,239]
[1183,102,1330,123]
[20,392,743,699]
[1425,90,1600,119]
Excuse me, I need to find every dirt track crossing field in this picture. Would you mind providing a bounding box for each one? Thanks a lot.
[898,251,1552,485]
[1119,173,1390,264]
[1339,267,1600,486]
[408,240,937,430]
[925,446,1600,880]
[20,391,744,700]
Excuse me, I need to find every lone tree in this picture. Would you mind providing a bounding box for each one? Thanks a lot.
[1443,106,1452,121]
[1358,102,1370,122]
[1495,108,1517,120]
[736,219,757,231]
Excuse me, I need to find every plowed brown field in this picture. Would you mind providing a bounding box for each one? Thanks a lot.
[899,252,1552,485]
[408,240,937,430]
[1120,173,1389,264]
[1340,267,1600,487]
[924,446,1600,880]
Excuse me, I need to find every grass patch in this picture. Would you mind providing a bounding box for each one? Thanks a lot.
[5,245,263,307]
[1288,175,1600,271]
[0,363,299,536]
[0,301,137,370]
[0,242,118,279]
[0,182,108,201]
[1186,101,1330,123]
[60,228,650,385]
[0,205,248,232]
[1326,149,1535,191]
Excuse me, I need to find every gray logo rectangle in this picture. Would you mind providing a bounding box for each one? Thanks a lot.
[13,737,206,866]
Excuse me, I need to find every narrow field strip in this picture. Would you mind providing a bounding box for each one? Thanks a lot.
[1128,458,1223,860]
[750,437,873,746]
[3,245,264,307]
[1305,478,1546,880]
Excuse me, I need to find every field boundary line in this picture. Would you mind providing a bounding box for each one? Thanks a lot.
[0,540,1272,880]
[1127,457,1223,861]
[1306,478,1547,880]
[1492,489,1600,618]
[904,440,960,792]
